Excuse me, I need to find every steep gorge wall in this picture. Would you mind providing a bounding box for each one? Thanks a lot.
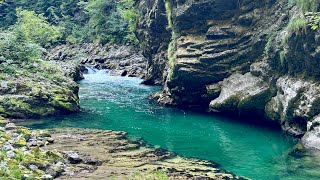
[136,0,320,150]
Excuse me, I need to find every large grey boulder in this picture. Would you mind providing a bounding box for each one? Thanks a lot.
[209,73,272,115]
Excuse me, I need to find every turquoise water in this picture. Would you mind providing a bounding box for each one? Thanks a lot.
[22,70,320,180]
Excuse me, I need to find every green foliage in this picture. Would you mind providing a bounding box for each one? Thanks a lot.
[296,0,320,12]
[286,14,308,34]
[165,0,173,29]
[264,32,277,56]
[280,51,286,65]
[305,12,320,30]
[13,9,62,47]
[165,0,176,80]
[121,0,139,43]
[0,0,137,45]
[76,0,129,44]
[0,32,43,65]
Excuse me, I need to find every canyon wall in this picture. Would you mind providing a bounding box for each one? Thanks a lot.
[136,0,320,149]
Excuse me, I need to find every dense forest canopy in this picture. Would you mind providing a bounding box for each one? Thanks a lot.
[0,0,138,45]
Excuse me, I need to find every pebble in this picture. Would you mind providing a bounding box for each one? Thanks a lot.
[37,140,45,147]
[29,164,38,170]
[2,142,14,151]
[28,139,38,146]
[41,174,53,180]
[66,151,82,164]
[5,123,16,130]
[31,132,37,139]
[47,138,55,143]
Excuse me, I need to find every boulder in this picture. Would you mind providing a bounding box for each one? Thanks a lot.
[209,73,273,115]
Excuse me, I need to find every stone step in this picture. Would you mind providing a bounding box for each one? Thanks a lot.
[199,49,238,64]
[203,33,252,50]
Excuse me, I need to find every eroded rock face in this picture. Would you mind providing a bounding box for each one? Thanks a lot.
[265,77,320,136]
[136,0,320,148]
[136,0,171,84]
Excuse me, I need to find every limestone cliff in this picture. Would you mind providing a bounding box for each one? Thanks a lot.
[136,0,320,149]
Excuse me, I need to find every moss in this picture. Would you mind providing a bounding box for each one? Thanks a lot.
[287,15,308,34]
[0,119,10,126]
[130,170,169,180]
[17,127,32,139]
[13,137,27,147]
[51,94,78,111]
[45,150,64,163]
[37,130,51,138]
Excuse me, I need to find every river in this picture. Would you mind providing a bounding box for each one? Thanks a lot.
[21,69,320,180]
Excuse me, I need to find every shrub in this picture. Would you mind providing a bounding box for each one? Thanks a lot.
[0,31,43,64]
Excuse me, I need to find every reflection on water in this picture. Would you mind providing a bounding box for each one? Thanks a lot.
[20,70,320,180]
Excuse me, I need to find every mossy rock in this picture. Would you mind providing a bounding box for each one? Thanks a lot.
[17,127,32,140]
[22,157,49,169]
[37,130,51,138]
[0,119,10,126]
[51,94,79,112]
[13,137,27,147]
[46,151,64,163]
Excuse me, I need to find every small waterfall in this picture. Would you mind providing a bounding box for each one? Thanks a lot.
[85,66,98,74]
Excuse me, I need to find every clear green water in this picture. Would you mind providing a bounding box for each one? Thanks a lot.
[22,70,320,180]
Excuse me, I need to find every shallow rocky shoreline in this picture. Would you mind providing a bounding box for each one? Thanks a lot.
[0,118,248,180]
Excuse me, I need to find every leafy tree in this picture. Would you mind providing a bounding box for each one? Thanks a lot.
[13,9,62,47]
[78,0,128,44]
[120,0,139,43]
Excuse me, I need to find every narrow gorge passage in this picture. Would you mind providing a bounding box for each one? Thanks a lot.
[17,69,320,180]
